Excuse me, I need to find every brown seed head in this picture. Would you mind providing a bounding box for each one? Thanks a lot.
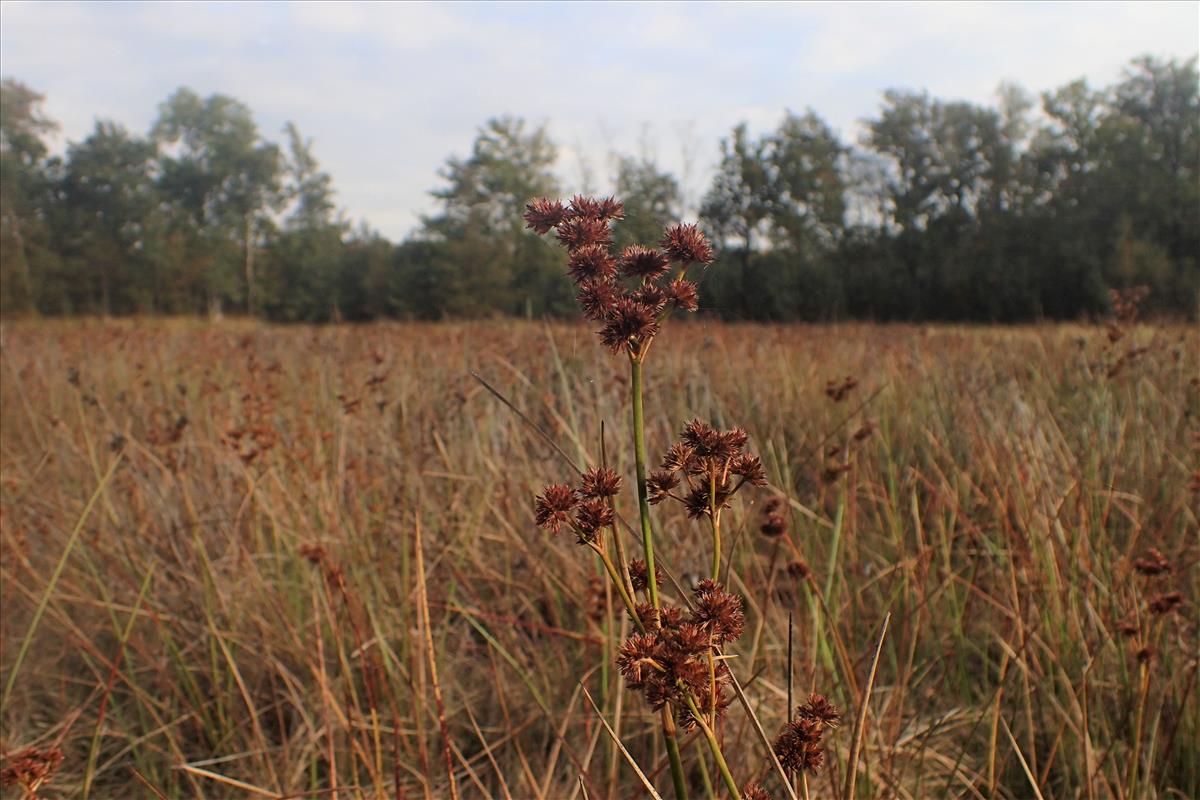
[668,621,713,655]
[647,470,679,504]
[773,718,826,775]
[683,483,731,519]
[1,746,64,792]
[667,278,699,311]
[1148,591,1184,616]
[628,558,663,593]
[599,298,659,353]
[1116,617,1140,638]
[1133,547,1171,577]
[660,442,696,472]
[681,419,725,459]
[580,466,622,499]
[523,197,565,234]
[760,513,788,537]
[634,282,669,313]
[691,580,745,645]
[630,602,660,630]
[574,498,613,541]
[616,633,661,687]
[299,543,327,565]
[658,605,686,629]
[678,681,732,730]
[534,483,577,533]
[576,279,619,321]
[731,452,767,486]
[619,245,671,280]
[787,559,811,580]
[556,216,612,251]
[661,222,714,264]
[567,244,617,284]
[797,693,842,728]
[741,783,773,800]
[566,194,624,221]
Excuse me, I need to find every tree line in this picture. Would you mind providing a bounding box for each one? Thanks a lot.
[1,54,1196,323]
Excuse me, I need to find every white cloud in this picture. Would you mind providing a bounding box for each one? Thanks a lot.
[2,0,1196,238]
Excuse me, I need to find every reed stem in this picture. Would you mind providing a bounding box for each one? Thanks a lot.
[631,354,688,799]
[630,356,660,612]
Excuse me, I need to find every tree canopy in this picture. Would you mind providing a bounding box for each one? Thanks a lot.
[1,55,1196,322]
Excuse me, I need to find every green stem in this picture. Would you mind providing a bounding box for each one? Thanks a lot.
[631,355,688,799]
[591,543,644,633]
[630,357,660,611]
[1127,659,1151,799]
[682,694,740,798]
[709,472,721,581]
[694,737,716,800]
[662,707,689,800]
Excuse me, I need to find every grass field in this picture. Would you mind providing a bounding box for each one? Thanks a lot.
[1,318,1196,799]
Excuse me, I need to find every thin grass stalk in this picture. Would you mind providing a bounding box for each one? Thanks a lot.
[581,683,665,800]
[1001,718,1047,800]
[415,517,459,800]
[3,453,122,710]
[844,613,890,800]
[1127,658,1152,800]
[709,472,721,581]
[83,566,156,799]
[662,708,690,800]
[629,357,660,612]
[629,354,688,799]
[589,543,643,633]
[681,694,740,798]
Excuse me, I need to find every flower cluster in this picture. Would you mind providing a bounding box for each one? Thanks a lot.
[824,375,859,402]
[1,746,64,794]
[534,467,622,544]
[523,195,711,357]
[1116,546,1184,665]
[741,783,772,800]
[617,579,745,729]
[647,419,767,518]
[1133,547,1170,577]
[772,693,842,775]
[758,495,789,537]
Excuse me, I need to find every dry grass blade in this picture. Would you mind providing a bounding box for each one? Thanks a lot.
[130,767,169,800]
[580,683,665,800]
[471,370,583,475]
[2,453,122,710]
[176,763,281,797]
[1001,717,1046,800]
[3,320,1195,796]
[727,667,801,800]
[844,612,890,800]
[415,515,459,800]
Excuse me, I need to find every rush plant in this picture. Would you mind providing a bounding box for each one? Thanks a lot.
[526,196,841,799]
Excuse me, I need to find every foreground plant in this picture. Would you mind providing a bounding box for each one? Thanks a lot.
[0,746,64,800]
[526,196,835,798]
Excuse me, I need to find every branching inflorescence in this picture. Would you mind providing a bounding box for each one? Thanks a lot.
[526,196,836,799]
[524,196,706,359]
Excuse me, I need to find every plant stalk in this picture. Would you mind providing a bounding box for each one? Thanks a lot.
[662,707,690,800]
[630,354,688,799]
[630,356,659,611]
[682,694,740,798]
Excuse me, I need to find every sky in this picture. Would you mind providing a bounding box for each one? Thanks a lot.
[2,1,1197,239]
